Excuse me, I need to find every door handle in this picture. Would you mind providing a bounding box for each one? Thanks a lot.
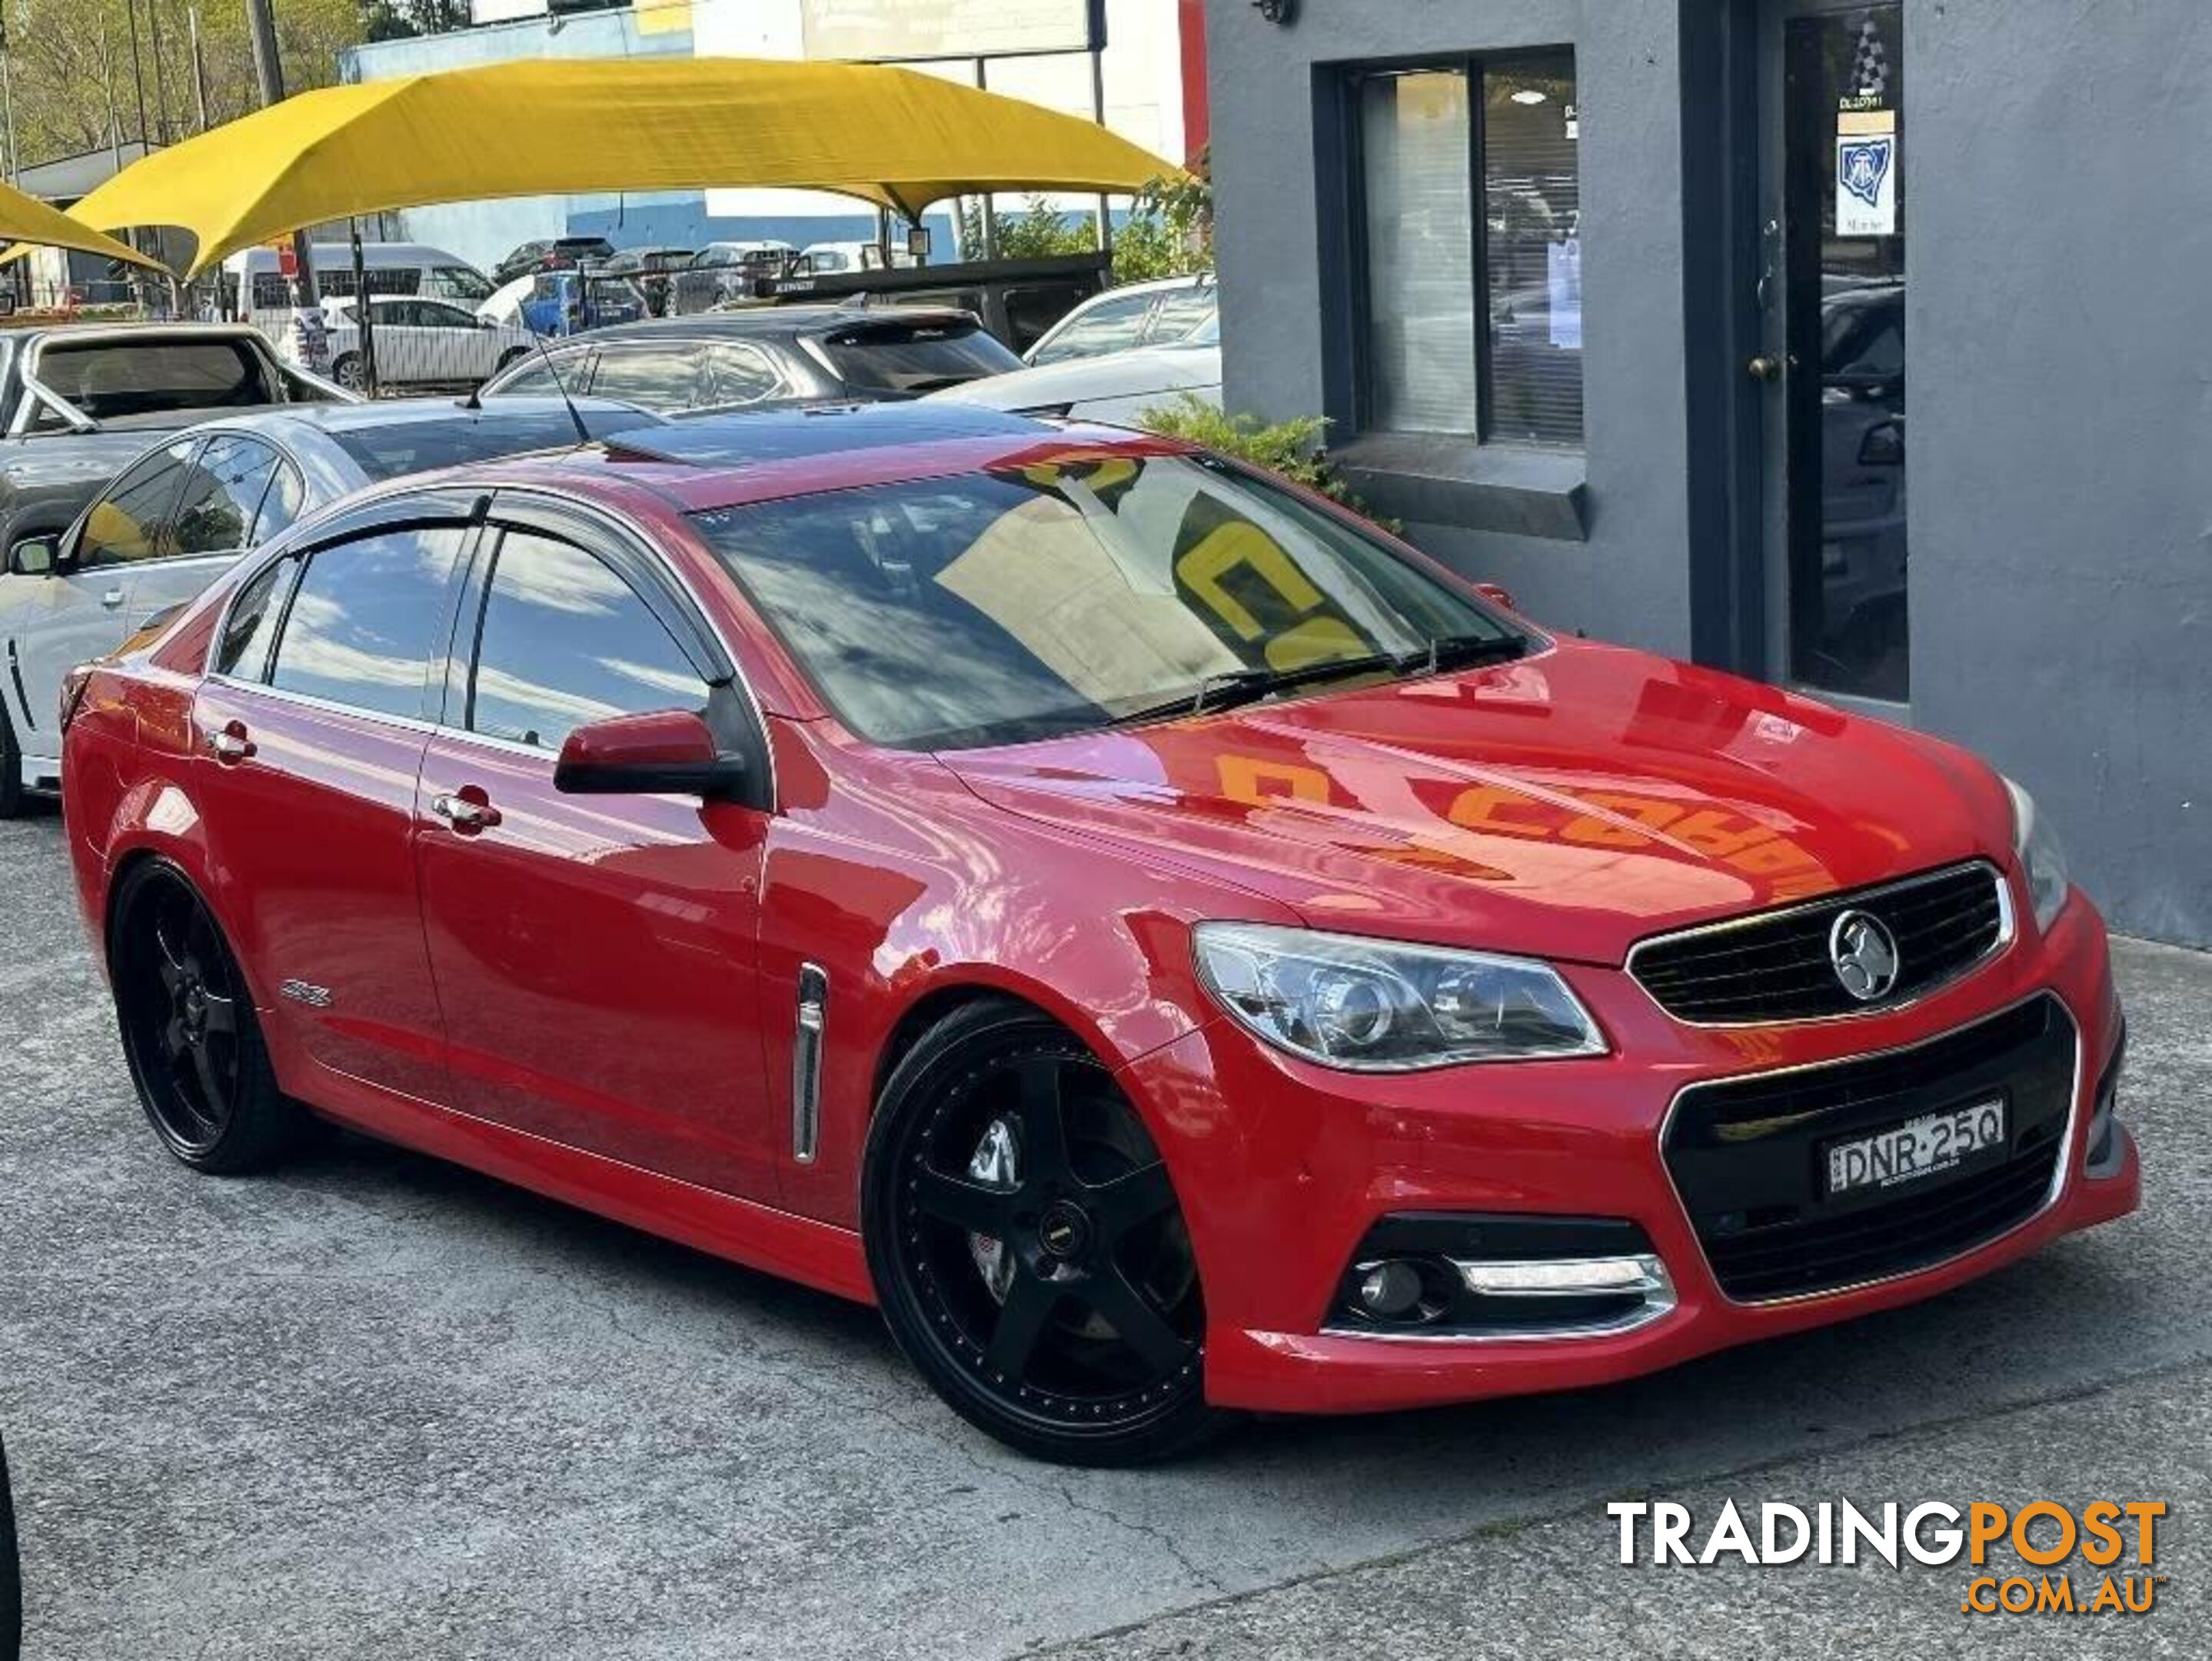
[1747,355,1785,384]
[101,588,125,609]
[430,791,502,833]
[207,721,254,764]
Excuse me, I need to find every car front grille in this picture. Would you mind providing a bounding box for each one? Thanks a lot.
[1629,862,2009,1024]
[1662,995,2076,1302]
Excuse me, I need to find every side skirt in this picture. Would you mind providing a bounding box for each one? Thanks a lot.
[293,1059,875,1306]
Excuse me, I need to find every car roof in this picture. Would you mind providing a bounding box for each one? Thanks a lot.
[393,401,1191,517]
[554,305,983,347]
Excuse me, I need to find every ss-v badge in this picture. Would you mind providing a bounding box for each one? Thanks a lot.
[279,979,334,1009]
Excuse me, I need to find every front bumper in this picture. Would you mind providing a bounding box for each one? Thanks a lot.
[1119,887,2139,1416]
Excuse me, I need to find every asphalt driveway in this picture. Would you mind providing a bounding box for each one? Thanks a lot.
[2,806,2204,1656]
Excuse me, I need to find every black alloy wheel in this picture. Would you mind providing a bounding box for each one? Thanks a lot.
[0,705,23,820]
[865,1001,1229,1466]
[111,861,318,1173]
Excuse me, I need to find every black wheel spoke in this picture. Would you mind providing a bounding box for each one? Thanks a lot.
[198,989,239,1037]
[913,1167,1016,1236]
[152,920,187,994]
[1088,1160,1176,1240]
[983,1270,1060,1380]
[1084,1265,1192,1376]
[1013,1057,1071,1180]
[162,1017,188,1063]
[188,1042,228,1118]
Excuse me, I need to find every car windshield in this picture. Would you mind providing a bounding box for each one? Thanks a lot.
[692,452,1516,750]
[816,319,1023,395]
[329,408,658,478]
[427,265,494,303]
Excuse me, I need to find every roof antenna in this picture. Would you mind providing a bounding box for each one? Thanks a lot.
[514,311,592,447]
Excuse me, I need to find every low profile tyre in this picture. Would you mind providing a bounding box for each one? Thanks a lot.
[864,1001,1230,1466]
[109,860,318,1174]
[331,352,367,393]
[0,706,22,819]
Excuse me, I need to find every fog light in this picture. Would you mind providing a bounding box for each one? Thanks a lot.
[1357,1260,1426,1320]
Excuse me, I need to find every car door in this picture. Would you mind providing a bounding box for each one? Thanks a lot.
[417,300,498,381]
[371,301,432,384]
[7,438,194,751]
[412,504,778,1200]
[128,435,297,632]
[188,497,479,1104]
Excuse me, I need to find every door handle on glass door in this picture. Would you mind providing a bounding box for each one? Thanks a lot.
[431,791,501,832]
[1747,355,1785,383]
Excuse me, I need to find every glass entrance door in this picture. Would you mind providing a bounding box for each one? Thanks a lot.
[1757,2,1908,707]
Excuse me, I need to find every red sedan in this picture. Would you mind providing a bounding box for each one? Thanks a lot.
[60,405,2137,1464]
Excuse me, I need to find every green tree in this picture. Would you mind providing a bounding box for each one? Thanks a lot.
[5,0,364,168]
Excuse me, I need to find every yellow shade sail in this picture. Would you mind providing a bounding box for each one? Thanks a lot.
[0,176,164,269]
[56,56,1186,278]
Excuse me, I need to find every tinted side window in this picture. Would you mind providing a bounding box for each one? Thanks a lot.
[78,441,197,567]
[1032,291,1153,364]
[170,437,284,557]
[252,461,308,544]
[585,346,703,411]
[468,530,705,752]
[268,526,467,720]
[215,554,301,681]
[700,343,787,408]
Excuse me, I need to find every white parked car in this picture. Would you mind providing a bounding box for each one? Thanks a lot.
[0,398,660,814]
[1023,273,1216,367]
[319,295,541,392]
[930,315,1222,425]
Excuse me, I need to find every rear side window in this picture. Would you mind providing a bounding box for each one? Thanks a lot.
[254,461,308,544]
[1030,291,1153,365]
[268,526,467,720]
[818,321,1022,395]
[169,436,284,557]
[584,345,704,411]
[215,554,301,681]
[467,529,706,752]
[1147,285,1217,344]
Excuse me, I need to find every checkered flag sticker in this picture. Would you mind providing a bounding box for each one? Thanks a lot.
[1852,15,1891,98]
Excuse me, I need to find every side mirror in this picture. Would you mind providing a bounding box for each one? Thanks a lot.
[553,709,747,799]
[8,534,60,578]
[1474,581,1518,613]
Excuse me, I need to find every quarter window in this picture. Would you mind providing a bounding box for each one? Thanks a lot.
[268,526,467,720]
[700,343,788,408]
[1030,291,1155,364]
[1351,51,1582,447]
[78,441,196,567]
[585,345,702,411]
[467,530,706,752]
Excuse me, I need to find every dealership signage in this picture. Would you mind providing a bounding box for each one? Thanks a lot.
[800,0,1104,60]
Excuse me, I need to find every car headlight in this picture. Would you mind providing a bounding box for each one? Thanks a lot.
[1192,923,1605,1071]
[2003,777,2071,934]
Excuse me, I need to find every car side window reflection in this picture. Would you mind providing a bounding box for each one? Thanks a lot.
[267,526,467,720]
[78,440,197,567]
[467,529,705,753]
[170,436,283,558]
[215,553,301,681]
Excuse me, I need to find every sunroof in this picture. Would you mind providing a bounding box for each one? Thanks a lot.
[603,401,1050,468]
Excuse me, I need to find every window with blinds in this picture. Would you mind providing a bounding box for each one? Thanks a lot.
[1352,50,1583,449]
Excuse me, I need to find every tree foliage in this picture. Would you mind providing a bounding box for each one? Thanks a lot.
[1134,396,1392,528]
[3,0,365,169]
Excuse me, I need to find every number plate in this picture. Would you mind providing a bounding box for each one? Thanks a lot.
[1825,1099,2008,1197]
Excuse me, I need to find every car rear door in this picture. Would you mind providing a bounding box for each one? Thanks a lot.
[188,493,481,1104]
[411,498,778,1200]
[8,439,194,754]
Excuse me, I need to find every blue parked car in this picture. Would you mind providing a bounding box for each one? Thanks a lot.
[519,268,649,337]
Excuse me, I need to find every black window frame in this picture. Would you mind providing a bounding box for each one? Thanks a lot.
[1336,47,1582,450]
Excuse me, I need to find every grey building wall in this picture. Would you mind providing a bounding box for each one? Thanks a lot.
[1902,0,2208,947]
[1205,0,2209,947]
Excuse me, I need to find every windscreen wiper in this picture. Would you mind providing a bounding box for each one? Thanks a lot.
[1405,632,1531,676]
[1111,651,1405,727]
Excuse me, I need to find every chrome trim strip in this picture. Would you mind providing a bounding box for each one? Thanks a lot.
[791,963,828,1165]
[1319,1253,1678,1344]
[1624,860,2017,1030]
[1655,989,2083,1310]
